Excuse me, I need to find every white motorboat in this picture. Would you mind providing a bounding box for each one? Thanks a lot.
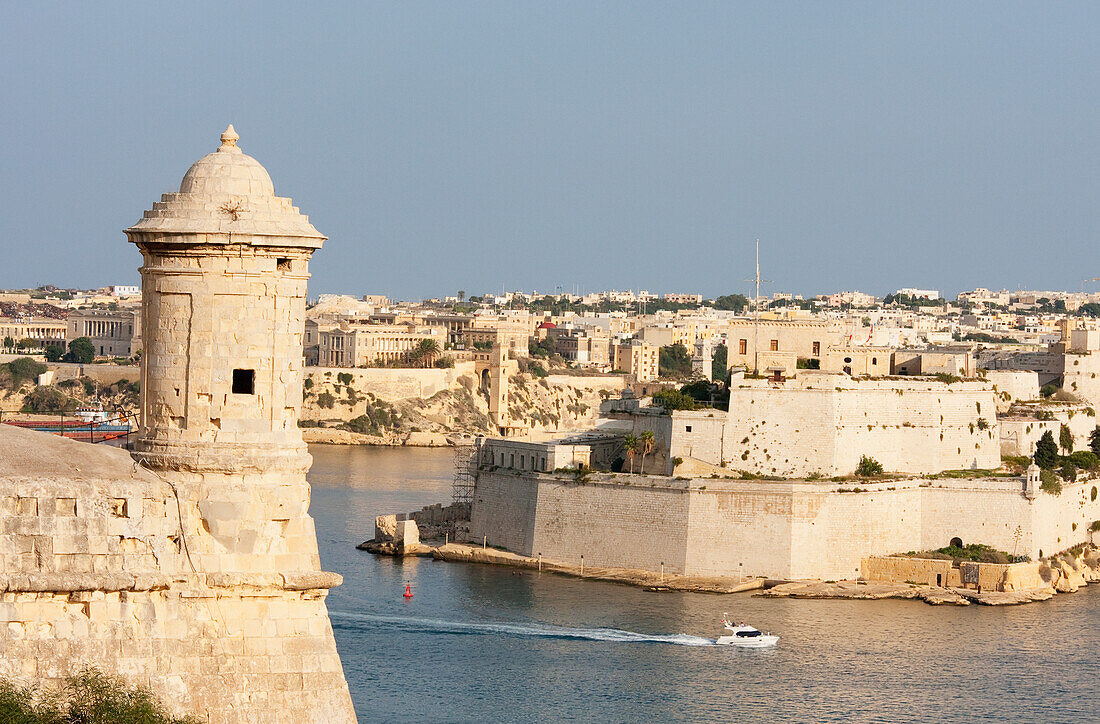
[716,613,779,648]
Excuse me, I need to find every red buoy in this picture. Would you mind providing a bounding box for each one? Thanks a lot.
[403,583,413,599]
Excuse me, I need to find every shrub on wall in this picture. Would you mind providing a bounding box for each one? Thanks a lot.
[651,388,698,411]
[316,392,335,409]
[0,669,198,723]
[1039,468,1062,495]
[1068,451,1100,471]
[855,455,884,477]
[5,356,46,388]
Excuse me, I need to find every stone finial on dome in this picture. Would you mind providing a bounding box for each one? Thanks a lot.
[219,124,240,151]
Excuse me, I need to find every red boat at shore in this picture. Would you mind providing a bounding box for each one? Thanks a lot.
[0,406,135,443]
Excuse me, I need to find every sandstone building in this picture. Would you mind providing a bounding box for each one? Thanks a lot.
[0,127,356,723]
[65,308,141,358]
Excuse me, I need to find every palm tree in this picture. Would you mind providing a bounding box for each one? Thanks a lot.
[622,434,638,474]
[410,338,441,368]
[639,430,655,474]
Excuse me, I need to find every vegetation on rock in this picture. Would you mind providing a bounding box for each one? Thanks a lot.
[855,455,884,477]
[651,388,698,411]
[1039,468,1062,495]
[658,343,693,379]
[0,669,199,723]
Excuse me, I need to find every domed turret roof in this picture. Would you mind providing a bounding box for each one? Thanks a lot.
[125,125,324,248]
[178,125,276,197]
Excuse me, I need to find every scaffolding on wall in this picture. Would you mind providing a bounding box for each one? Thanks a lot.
[452,444,476,506]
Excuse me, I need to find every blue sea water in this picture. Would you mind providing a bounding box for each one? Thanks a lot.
[307,445,1100,724]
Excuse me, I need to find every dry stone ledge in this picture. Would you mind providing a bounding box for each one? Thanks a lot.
[0,572,171,593]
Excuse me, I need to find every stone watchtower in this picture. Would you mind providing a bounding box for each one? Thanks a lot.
[125,127,356,722]
[127,124,319,479]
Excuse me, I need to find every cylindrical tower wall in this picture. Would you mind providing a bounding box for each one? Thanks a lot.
[132,242,312,473]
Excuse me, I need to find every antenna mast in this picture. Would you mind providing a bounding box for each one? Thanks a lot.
[742,239,771,375]
[754,240,760,374]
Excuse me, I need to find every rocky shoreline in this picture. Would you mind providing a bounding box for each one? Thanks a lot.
[360,528,1100,606]
[301,427,453,447]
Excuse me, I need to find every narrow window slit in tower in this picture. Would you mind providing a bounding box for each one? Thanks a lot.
[232,369,255,395]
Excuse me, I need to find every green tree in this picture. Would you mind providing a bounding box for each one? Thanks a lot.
[1059,423,1074,454]
[43,343,65,362]
[711,343,727,380]
[1069,450,1100,471]
[1034,430,1059,469]
[855,455,884,477]
[658,343,693,378]
[1060,461,1077,483]
[711,294,749,312]
[651,388,698,411]
[21,387,78,413]
[410,338,441,367]
[63,337,96,364]
[6,357,46,387]
[1,336,12,350]
[638,430,655,474]
[1039,468,1062,495]
[622,434,639,474]
[1089,425,1100,456]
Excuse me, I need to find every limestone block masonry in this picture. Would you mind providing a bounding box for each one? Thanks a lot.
[724,374,1000,477]
[470,470,1100,582]
[0,127,356,723]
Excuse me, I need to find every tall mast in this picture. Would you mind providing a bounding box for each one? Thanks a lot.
[753,239,760,375]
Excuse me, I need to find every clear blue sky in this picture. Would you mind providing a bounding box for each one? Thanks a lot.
[1,3,1097,300]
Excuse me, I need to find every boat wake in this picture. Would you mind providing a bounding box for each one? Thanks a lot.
[331,611,716,647]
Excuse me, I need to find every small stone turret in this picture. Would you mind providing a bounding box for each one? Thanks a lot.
[126,124,324,475]
[1025,463,1041,500]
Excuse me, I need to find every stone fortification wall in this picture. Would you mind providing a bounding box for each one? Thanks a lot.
[48,363,141,386]
[786,485,925,580]
[0,426,353,723]
[468,471,540,554]
[470,468,1100,581]
[304,363,475,408]
[725,374,1000,477]
[1029,479,1100,559]
[985,369,1039,412]
[998,404,1097,457]
[861,556,960,587]
[1062,351,1100,407]
[529,476,691,573]
[861,557,1048,591]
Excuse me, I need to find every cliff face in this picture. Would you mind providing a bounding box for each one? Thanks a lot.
[300,366,625,438]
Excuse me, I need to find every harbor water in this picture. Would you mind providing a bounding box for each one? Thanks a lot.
[308,445,1100,724]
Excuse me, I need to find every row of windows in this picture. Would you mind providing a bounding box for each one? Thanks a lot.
[736,339,822,355]
[497,450,548,472]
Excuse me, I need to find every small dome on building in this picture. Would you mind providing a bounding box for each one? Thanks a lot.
[126,125,324,247]
[537,322,557,329]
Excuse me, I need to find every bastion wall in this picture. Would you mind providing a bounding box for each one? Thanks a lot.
[724,375,1000,477]
[0,426,354,723]
[470,469,1100,582]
